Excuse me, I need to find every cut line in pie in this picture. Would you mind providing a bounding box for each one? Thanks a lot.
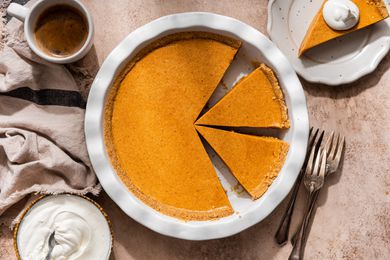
[104,31,290,221]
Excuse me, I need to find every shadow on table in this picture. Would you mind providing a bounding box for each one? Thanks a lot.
[96,191,293,260]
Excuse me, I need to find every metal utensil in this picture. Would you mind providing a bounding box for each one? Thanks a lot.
[275,127,324,245]
[324,131,345,176]
[45,231,56,260]
[289,131,345,259]
[288,147,327,260]
[291,131,345,244]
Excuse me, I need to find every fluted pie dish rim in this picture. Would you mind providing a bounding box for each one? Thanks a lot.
[85,12,309,240]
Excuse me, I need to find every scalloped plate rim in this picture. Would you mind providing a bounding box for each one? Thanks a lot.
[267,0,390,86]
[85,12,309,240]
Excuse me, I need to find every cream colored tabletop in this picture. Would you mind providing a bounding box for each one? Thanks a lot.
[1,0,390,259]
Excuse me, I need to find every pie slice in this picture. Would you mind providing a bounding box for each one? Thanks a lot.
[105,32,241,220]
[299,0,389,56]
[195,64,289,128]
[196,126,289,199]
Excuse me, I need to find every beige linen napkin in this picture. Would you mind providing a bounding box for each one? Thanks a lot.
[0,5,99,216]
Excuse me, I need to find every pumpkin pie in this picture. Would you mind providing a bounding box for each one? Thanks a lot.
[104,32,241,220]
[196,64,290,128]
[196,126,289,199]
[299,0,389,56]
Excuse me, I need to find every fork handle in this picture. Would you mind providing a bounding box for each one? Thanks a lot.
[274,170,304,245]
[288,191,318,260]
[291,190,320,244]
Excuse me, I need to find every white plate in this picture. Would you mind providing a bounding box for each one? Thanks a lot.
[267,0,390,85]
[85,12,309,240]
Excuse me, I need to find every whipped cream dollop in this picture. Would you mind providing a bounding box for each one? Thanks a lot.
[17,195,111,260]
[323,0,360,30]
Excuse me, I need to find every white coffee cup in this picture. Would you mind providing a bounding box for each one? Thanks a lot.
[7,0,94,64]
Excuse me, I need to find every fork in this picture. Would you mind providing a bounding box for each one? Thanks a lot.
[291,132,345,243]
[289,132,345,260]
[289,146,327,260]
[323,131,345,176]
[275,127,324,245]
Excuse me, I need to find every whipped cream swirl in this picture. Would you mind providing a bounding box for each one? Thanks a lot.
[17,195,111,260]
[323,0,360,31]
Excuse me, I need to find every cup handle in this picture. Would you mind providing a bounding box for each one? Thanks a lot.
[7,3,29,22]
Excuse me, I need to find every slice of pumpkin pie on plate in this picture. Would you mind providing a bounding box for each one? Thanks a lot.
[299,0,389,56]
[196,64,290,129]
[196,126,289,199]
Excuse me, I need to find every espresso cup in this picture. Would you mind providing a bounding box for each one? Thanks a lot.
[7,0,94,64]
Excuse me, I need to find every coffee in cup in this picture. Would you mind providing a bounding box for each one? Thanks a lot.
[7,0,94,64]
[34,4,88,57]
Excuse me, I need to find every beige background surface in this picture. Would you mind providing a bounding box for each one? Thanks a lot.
[1,0,390,259]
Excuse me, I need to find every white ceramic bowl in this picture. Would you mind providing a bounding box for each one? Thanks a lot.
[14,194,112,259]
[85,12,309,240]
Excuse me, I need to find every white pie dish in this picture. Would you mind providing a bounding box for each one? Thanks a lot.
[267,0,390,86]
[85,12,309,240]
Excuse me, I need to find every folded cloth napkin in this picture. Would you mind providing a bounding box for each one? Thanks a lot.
[0,4,99,216]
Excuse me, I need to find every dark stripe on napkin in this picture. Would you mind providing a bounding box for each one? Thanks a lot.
[0,87,86,108]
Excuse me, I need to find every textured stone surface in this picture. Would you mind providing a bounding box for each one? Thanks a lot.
[1,0,390,259]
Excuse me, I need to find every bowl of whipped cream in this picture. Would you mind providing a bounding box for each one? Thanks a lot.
[13,194,112,260]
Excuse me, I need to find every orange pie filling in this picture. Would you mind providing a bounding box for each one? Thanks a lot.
[299,0,389,56]
[104,32,290,220]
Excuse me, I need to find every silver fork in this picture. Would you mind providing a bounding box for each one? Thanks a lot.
[275,127,324,245]
[291,131,346,244]
[324,131,345,176]
[290,132,345,259]
[289,146,327,260]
